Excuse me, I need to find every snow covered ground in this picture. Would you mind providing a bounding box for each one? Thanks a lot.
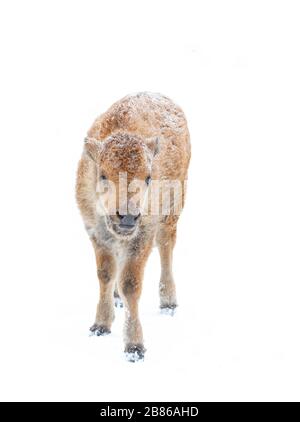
[1,0,300,401]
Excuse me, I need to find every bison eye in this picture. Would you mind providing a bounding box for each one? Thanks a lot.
[145,175,151,185]
[100,174,107,181]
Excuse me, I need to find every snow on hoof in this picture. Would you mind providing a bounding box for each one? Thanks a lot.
[89,324,111,336]
[160,304,177,316]
[124,344,146,363]
[114,296,124,308]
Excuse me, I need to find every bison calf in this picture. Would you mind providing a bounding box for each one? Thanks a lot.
[76,92,191,361]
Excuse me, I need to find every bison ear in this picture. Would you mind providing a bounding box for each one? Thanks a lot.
[84,137,103,162]
[146,137,160,157]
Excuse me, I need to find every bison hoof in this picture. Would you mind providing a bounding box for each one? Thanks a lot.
[160,304,177,316]
[89,324,111,336]
[124,344,146,362]
[114,296,124,308]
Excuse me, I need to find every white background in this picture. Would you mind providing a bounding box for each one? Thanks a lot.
[0,0,300,401]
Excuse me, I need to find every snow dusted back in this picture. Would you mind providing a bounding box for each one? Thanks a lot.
[0,0,300,401]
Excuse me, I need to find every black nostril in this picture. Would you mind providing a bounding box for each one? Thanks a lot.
[116,211,123,220]
[134,213,141,220]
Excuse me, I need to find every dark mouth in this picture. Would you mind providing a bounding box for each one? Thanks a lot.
[112,223,136,236]
[105,216,137,237]
[119,224,135,230]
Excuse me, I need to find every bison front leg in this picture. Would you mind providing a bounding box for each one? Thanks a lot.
[90,247,116,336]
[119,245,151,362]
[157,223,178,313]
[119,264,145,361]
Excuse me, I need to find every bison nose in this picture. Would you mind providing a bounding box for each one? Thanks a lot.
[116,211,141,227]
